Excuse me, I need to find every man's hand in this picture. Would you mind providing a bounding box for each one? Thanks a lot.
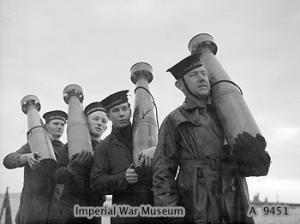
[20,152,41,168]
[69,151,92,168]
[138,146,156,167]
[125,164,138,184]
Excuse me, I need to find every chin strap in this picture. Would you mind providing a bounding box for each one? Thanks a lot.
[181,77,207,101]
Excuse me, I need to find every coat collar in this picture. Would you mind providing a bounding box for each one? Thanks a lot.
[91,139,100,150]
[109,125,133,162]
[182,97,207,112]
[51,139,63,147]
[172,97,214,127]
[111,125,132,147]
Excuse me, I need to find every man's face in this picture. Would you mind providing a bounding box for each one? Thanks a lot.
[182,65,211,98]
[46,119,65,140]
[108,102,131,128]
[87,111,108,138]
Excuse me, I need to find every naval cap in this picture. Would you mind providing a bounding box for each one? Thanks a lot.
[167,53,202,80]
[84,102,106,116]
[43,110,68,123]
[101,90,129,112]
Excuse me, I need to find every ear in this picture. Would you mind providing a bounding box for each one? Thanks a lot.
[44,123,49,129]
[106,112,112,121]
[129,108,132,118]
[175,79,184,91]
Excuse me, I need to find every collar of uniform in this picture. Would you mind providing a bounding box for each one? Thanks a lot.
[111,124,132,145]
[51,139,63,156]
[182,97,207,112]
[51,139,63,146]
[172,98,213,127]
[173,106,203,127]
[91,139,100,149]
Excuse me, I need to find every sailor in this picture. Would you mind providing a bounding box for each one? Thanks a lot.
[152,54,271,224]
[48,102,108,224]
[90,90,157,224]
[3,110,67,224]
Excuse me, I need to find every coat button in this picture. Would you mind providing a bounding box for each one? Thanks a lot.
[197,169,203,178]
[230,185,236,192]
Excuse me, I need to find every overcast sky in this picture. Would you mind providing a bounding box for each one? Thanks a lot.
[1,0,300,203]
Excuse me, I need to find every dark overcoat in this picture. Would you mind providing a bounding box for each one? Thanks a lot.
[152,99,256,224]
[48,140,104,224]
[90,125,154,224]
[3,140,63,224]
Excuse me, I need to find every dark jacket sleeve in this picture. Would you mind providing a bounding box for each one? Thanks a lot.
[152,116,180,206]
[90,141,129,195]
[3,143,31,169]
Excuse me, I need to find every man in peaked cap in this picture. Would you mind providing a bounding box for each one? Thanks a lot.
[43,110,68,213]
[49,102,108,224]
[43,110,68,142]
[152,54,270,224]
[3,110,67,224]
[90,90,158,224]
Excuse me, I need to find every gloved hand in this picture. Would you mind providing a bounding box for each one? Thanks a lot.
[234,132,271,176]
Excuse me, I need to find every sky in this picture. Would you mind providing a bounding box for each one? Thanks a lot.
[0,0,300,203]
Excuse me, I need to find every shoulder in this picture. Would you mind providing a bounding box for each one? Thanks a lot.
[16,143,31,153]
[95,134,112,153]
[101,134,113,146]
[21,142,31,150]
[161,106,183,128]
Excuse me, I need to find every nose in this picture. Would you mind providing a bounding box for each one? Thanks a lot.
[198,69,207,80]
[99,122,106,128]
[119,110,125,117]
[197,73,205,82]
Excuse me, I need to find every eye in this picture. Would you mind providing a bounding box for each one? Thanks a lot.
[188,72,197,77]
[112,108,119,113]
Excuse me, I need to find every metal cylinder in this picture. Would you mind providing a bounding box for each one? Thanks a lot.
[188,33,261,146]
[20,95,56,162]
[63,84,93,159]
[130,62,158,167]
